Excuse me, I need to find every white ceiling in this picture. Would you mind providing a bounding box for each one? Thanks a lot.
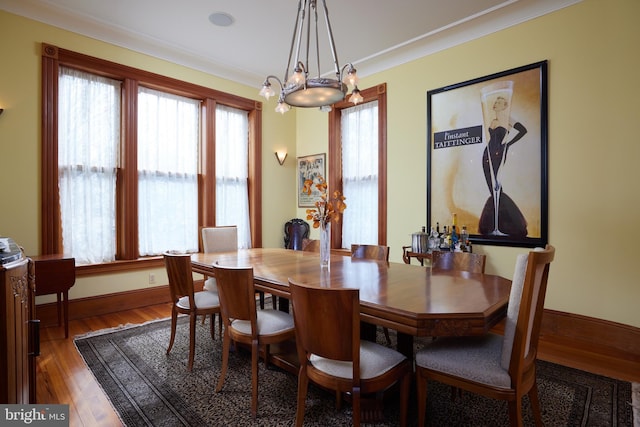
[1,0,579,87]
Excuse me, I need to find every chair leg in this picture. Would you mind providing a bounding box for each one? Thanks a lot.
[529,382,543,427]
[263,344,270,370]
[507,399,523,427]
[251,339,259,418]
[166,309,178,355]
[209,313,215,340]
[295,366,309,427]
[352,386,361,427]
[383,327,392,347]
[216,330,231,393]
[188,313,196,371]
[399,371,410,427]
[416,367,428,427]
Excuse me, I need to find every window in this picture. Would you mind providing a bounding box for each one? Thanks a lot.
[137,87,200,256]
[215,104,252,248]
[328,84,387,248]
[58,67,120,263]
[41,44,262,268]
[341,101,379,246]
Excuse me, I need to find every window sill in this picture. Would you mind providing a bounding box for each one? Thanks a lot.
[76,256,165,276]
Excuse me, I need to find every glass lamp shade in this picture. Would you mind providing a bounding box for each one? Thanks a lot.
[283,78,347,108]
[259,84,275,100]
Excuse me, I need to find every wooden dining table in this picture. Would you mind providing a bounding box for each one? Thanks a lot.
[190,248,511,361]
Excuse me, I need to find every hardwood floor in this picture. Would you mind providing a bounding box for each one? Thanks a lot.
[35,303,638,427]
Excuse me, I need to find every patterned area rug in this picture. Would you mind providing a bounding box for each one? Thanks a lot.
[75,316,635,426]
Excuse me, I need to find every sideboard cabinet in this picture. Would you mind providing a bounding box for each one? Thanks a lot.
[0,241,37,403]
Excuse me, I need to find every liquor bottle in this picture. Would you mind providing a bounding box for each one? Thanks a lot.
[451,225,459,249]
[460,225,469,251]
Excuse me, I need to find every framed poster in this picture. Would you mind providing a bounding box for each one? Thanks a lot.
[427,61,548,247]
[297,153,326,207]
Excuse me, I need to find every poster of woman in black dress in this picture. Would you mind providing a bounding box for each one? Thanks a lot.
[479,81,529,238]
[427,61,547,247]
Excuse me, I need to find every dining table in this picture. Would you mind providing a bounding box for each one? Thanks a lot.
[190,248,511,362]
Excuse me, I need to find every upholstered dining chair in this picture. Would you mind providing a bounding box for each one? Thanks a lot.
[202,226,274,310]
[164,252,220,371]
[212,264,296,419]
[284,218,310,250]
[350,244,392,347]
[289,279,411,427]
[430,251,486,274]
[415,245,555,426]
[200,225,238,294]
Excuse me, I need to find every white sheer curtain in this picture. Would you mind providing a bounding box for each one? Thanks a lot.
[137,87,200,255]
[215,105,252,248]
[341,101,379,247]
[58,67,120,264]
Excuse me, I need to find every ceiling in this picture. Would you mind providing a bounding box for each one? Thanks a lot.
[1,0,579,88]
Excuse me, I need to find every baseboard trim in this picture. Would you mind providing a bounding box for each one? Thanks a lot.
[36,288,639,364]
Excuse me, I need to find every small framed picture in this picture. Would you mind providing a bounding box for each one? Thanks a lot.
[297,153,326,207]
[427,61,548,247]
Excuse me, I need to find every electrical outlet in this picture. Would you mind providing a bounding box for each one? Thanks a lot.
[149,273,156,284]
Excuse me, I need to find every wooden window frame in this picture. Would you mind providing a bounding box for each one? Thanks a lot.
[41,43,262,273]
[328,83,387,248]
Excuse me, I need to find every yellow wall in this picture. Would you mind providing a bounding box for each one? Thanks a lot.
[1,0,639,328]
[295,0,640,328]
[0,10,297,303]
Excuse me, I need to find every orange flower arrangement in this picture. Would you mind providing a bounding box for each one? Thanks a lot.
[303,176,347,228]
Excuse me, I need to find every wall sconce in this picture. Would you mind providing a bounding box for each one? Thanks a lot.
[275,151,288,166]
[0,109,4,116]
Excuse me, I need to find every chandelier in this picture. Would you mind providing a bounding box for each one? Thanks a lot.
[259,0,363,114]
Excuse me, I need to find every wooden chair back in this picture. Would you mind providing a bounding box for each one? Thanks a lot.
[350,244,390,262]
[212,264,257,330]
[301,238,320,252]
[289,280,360,365]
[430,251,486,274]
[508,245,555,377]
[284,218,310,250]
[164,253,195,304]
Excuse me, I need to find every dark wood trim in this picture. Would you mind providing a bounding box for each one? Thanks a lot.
[539,309,640,356]
[41,45,62,254]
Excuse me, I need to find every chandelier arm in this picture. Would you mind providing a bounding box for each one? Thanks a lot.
[286,0,306,84]
[313,1,320,77]
[264,75,284,91]
[320,0,341,78]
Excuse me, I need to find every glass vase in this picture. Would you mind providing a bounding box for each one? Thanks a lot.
[320,222,331,268]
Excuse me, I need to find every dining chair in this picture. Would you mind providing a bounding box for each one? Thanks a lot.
[289,279,411,427]
[350,244,392,347]
[415,245,555,426]
[201,226,274,310]
[212,264,296,419]
[350,244,390,262]
[284,218,310,250]
[301,238,320,252]
[430,250,486,274]
[164,252,220,371]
